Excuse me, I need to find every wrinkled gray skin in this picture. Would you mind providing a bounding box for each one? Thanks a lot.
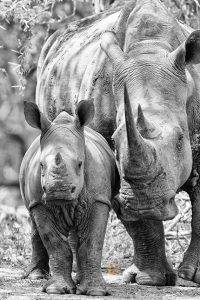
[35,0,200,286]
[19,100,118,295]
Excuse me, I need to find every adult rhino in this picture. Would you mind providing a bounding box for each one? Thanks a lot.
[36,0,200,286]
[20,100,118,295]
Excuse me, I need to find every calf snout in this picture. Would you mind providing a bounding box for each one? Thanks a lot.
[42,179,77,202]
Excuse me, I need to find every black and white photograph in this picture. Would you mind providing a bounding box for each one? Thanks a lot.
[1,0,200,299]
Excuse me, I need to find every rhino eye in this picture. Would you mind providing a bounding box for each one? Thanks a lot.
[40,162,45,176]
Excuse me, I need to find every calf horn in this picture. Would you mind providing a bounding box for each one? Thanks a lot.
[124,85,157,170]
[55,152,63,166]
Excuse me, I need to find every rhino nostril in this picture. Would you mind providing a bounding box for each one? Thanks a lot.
[43,186,46,193]
[71,186,76,193]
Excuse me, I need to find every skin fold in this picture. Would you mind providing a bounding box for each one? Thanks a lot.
[33,0,200,287]
[19,101,119,295]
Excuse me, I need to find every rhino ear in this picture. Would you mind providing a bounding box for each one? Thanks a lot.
[185,30,200,64]
[24,101,51,132]
[171,30,200,67]
[75,99,95,128]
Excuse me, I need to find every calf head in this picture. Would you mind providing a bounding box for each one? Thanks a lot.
[24,100,94,204]
[101,28,200,221]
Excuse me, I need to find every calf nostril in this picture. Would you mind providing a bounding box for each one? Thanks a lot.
[43,186,46,193]
[71,186,76,193]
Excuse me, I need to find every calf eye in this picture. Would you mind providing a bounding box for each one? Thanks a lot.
[78,161,83,168]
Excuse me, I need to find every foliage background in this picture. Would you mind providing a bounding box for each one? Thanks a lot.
[0,0,199,271]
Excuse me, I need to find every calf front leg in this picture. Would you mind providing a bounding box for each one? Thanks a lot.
[22,216,49,279]
[121,219,176,286]
[76,202,109,296]
[31,205,76,294]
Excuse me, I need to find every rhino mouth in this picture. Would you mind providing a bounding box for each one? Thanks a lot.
[115,193,178,221]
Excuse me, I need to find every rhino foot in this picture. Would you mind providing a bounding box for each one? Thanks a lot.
[76,279,108,296]
[123,263,176,286]
[178,264,200,283]
[42,276,76,294]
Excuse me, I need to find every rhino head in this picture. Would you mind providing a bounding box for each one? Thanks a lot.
[101,26,200,221]
[24,100,94,204]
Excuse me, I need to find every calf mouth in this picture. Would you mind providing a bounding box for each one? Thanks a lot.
[42,191,76,203]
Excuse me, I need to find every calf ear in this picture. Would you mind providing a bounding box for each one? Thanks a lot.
[170,30,200,67]
[24,101,51,133]
[75,99,95,127]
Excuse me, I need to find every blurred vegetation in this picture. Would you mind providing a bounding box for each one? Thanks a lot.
[0,0,199,269]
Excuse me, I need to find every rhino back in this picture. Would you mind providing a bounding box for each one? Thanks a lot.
[19,136,42,210]
[36,12,121,144]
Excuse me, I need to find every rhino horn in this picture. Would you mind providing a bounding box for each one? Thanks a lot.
[55,152,63,166]
[137,105,161,139]
[124,85,156,167]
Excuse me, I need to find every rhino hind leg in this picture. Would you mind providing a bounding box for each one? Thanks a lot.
[178,233,200,283]
[178,182,200,284]
[121,219,176,286]
[76,202,109,296]
[22,216,49,280]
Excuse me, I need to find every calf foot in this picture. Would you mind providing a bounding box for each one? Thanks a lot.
[123,260,176,286]
[178,235,200,283]
[42,276,76,294]
[76,277,108,296]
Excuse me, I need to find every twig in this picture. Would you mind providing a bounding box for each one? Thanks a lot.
[165,230,191,238]
[176,226,185,252]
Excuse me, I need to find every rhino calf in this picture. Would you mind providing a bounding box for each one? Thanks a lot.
[19,100,118,295]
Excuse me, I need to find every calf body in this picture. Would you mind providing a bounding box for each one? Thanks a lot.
[19,101,118,295]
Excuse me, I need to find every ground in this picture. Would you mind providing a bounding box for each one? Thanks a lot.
[1,267,200,299]
[0,189,198,299]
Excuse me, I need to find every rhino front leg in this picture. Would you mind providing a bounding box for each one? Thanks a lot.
[178,185,200,283]
[22,216,49,280]
[76,202,109,296]
[31,205,76,294]
[121,219,176,286]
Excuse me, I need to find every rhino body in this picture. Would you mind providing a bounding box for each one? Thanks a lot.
[19,101,118,295]
[35,0,200,286]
